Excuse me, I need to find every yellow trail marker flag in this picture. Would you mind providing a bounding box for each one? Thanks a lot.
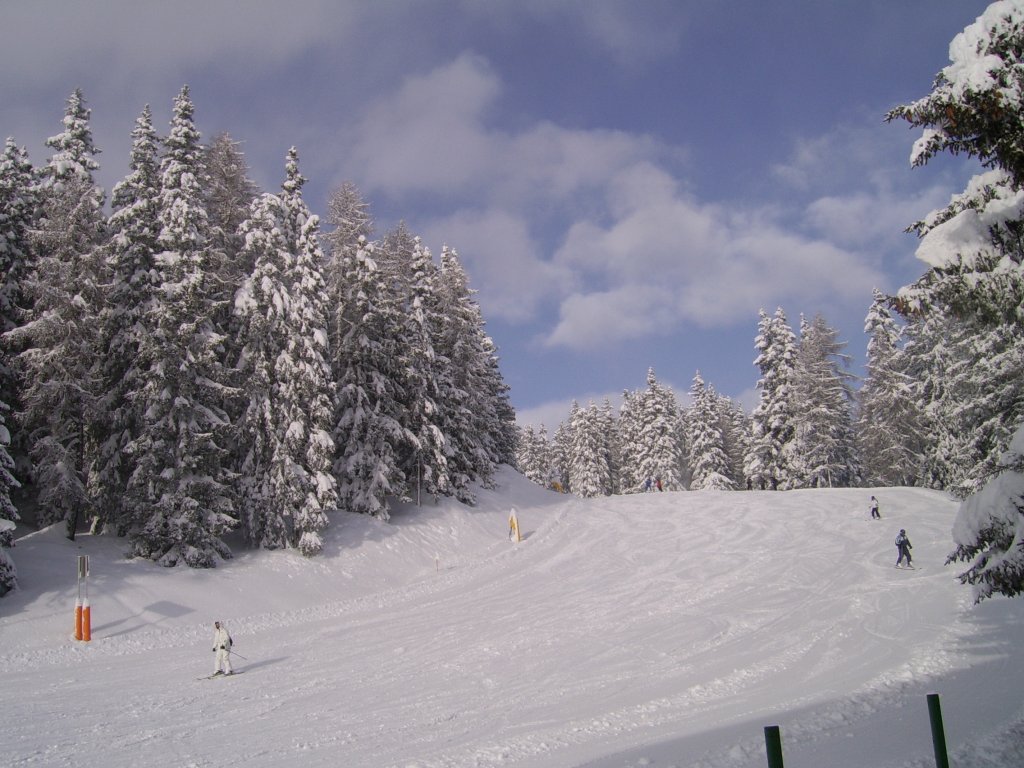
[508,508,521,543]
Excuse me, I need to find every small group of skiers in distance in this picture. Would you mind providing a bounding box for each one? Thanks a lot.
[869,495,914,569]
[642,477,663,492]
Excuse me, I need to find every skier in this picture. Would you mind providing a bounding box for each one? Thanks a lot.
[211,620,234,676]
[895,529,913,568]
[643,477,653,492]
[870,495,881,519]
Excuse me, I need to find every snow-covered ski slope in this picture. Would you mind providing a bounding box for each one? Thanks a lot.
[2,467,1023,768]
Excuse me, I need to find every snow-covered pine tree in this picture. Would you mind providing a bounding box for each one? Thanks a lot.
[234,150,337,555]
[323,180,373,263]
[568,401,611,498]
[598,398,620,495]
[744,308,797,490]
[717,393,750,488]
[435,246,516,498]
[0,138,35,479]
[516,424,553,487]
[949,424,1024,600]
[903,301,1022,495]
[126,86,236,567]
[617,389,643,492]
[397,238,450,502]
[333,237,409,520]
[234,192,287,548]
[203,133,260,283]
[322,181,374,389]
[93,105,162,534]
[788,313,859,488]
[481,332,518,468]
[0,399,19,595]
[433,246,487,501]
[634,368,685,491]
[516,425,540,482]
[277,148,337,555]
[687,371,735,490]
[202,132,260,443]
[537,424,555,487]
[11,90,106,538]
[887,1,1024,597]
[0,138,35,351]
[857,289,926,486]
[551,419,573,493]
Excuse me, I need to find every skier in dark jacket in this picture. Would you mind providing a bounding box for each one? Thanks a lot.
[895,529,913,568]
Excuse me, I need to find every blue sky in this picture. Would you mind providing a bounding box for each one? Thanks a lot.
[1,0,993,428]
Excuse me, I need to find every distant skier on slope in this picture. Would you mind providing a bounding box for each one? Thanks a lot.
[895,529,913,568]
[211,620,234,676]
[870,495,881,519]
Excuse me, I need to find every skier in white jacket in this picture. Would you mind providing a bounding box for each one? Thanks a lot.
[211,621,233,676]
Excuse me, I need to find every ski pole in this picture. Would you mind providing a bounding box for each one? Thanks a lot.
[228,649,248,661]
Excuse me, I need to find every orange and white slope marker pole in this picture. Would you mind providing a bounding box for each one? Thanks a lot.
[74,555,91,642]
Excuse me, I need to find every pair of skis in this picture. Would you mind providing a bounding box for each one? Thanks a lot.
[198,671,243,680]
[198,648,248,680]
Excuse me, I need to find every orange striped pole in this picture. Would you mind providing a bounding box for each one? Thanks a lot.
[82,599,91,642]
[74,597,83,641]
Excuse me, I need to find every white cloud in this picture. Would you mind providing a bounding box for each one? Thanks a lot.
[546,284,679,348]
[350,53,667,205]
[1,1,361,90]
[351,53,502,196]
[545,167,885,348]
[419,208,571,323]
[351,55,896,353]
[469,0,692,69]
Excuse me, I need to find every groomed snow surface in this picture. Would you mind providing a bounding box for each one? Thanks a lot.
[2,467,1023,768]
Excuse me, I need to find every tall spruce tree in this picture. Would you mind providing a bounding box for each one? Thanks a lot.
[234,151,336,555]
[744,308,798,489]
[551,419,573,493]
[277,148,337,554]
[0,396,19,595]
[789,313,859,488]
[633,368,684,491]
[857,290,925,486]
[234,192,289,548]
[333,237,409,520]
[12,90,106,538]
[0,138,35,486]
[888,2,1024,598]
[322,181,374,391]
[617,389,643,492]
[126,86,236,567]
[94,105,162,533]
[688,371,734,490]
[398,238,450,502]
[435,246,515,498]
[569,400,610,498]
[598,398,619,495]
[203,132,259,370]
[719,392,751,488]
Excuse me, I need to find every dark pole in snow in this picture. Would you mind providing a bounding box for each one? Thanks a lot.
[927,693,950,768]
[764,725,784,768]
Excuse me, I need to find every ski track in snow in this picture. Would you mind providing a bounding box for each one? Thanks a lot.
[2,471,1024,767]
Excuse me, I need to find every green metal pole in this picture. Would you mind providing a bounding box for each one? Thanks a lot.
[764,725,785,768]
[927,693,950,768]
